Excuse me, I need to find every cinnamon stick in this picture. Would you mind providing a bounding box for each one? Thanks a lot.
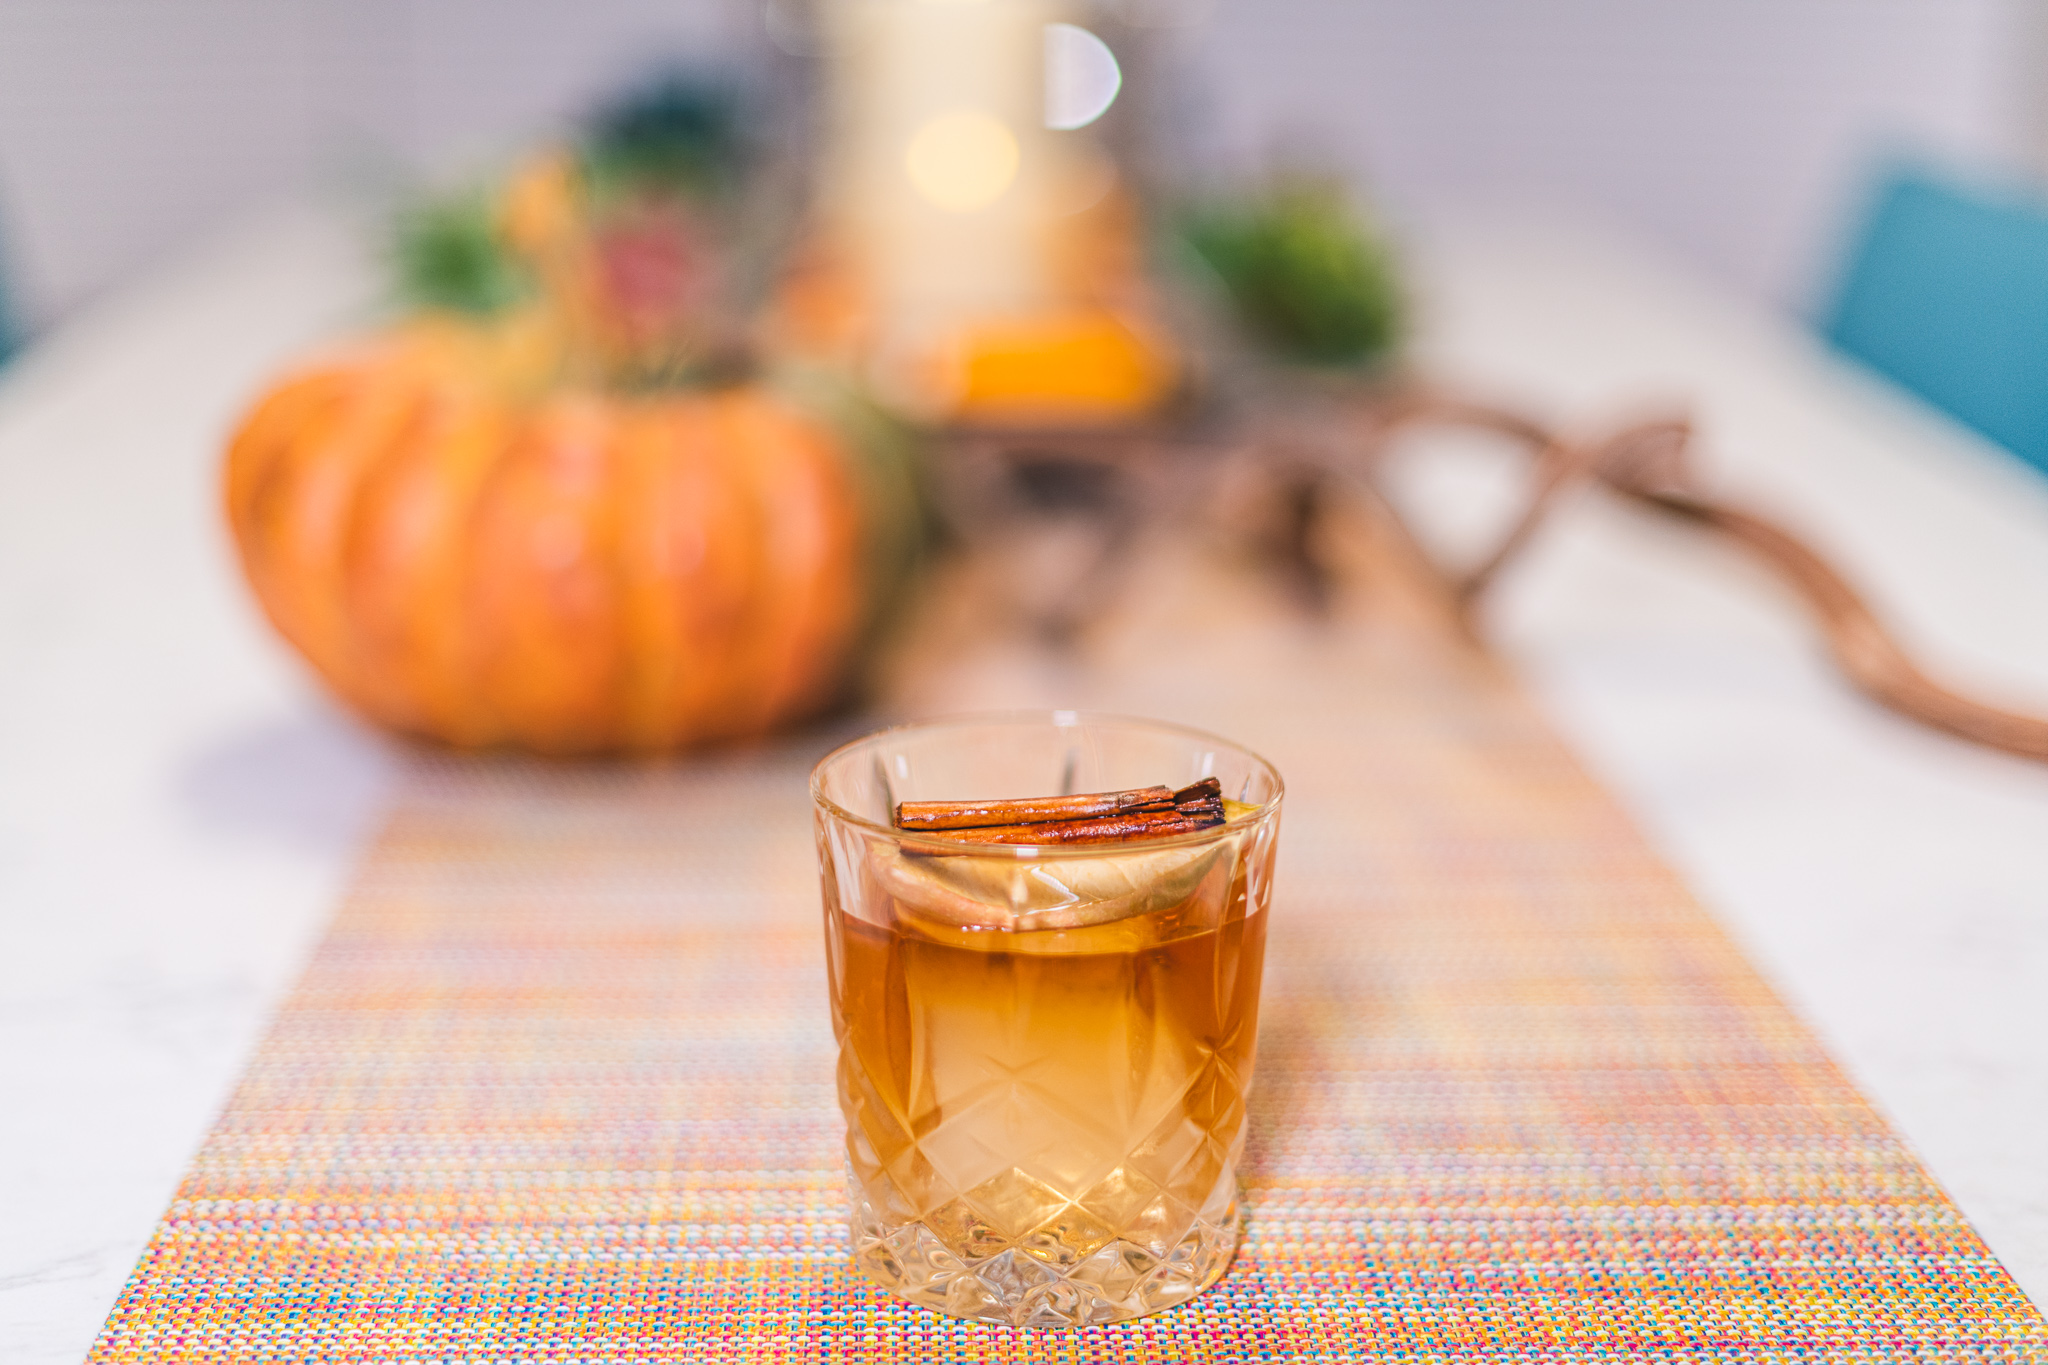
[896,777,1228,845]
[896,784,1176,831]
[935,804,1224,846]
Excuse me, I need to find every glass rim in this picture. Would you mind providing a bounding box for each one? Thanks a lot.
[808,709,1286,856]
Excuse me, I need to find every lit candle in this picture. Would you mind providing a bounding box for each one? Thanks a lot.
[819,0,1172,422]
[822,0,1071,411]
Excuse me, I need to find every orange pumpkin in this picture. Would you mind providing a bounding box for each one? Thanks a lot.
[226,325,896,754]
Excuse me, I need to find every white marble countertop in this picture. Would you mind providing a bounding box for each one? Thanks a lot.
[1,203,2043,1363]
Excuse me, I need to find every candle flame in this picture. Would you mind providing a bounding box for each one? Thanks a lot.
[904,109,1020,212]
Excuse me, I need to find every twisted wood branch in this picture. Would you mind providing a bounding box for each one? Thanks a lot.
[1366,395,2048,763]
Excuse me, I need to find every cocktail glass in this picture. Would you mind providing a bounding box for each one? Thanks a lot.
[810,712,1284,1327]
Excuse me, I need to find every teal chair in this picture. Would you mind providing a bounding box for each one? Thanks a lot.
[0,243,14,365]
[1824,164,2048,478]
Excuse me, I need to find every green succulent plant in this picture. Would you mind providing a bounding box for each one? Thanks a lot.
[391,190,530,318]
[1182,180,1404,369]
[581,73,747,206]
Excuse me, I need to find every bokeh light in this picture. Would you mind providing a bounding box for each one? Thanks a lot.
[1044,23,1122,131]
[904,108,1020,211]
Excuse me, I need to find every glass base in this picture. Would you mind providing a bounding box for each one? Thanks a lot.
[851,1188,1240,1327]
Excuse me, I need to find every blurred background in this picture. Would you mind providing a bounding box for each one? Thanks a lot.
[0,0,2036,341]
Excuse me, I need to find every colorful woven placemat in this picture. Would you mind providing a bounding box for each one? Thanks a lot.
[90,543,2045,1362]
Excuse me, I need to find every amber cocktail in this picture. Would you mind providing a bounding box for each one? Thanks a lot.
[810,714,1284,1326]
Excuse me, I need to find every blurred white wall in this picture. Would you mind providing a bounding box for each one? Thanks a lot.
[0,2,314,332]
[0,0,743,331]
[1175,0,2029,312]
[0,0,2032,331]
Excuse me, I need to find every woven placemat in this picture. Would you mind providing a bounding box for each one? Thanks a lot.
[90,537,2046,1362]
